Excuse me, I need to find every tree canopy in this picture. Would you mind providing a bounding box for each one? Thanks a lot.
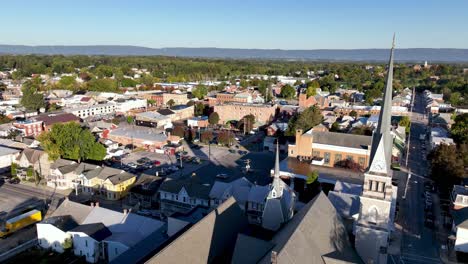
[286,106,323,135]
[280,84,296,99]
[192,85,208,100]
[38,122,106,162]
[209,112,220,125]
[428,144,467,191]
[451,113,468,145]
[20,78,46,111]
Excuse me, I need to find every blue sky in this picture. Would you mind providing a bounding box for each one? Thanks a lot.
[1,0,467,49]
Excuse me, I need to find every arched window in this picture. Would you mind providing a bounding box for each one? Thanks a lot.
[368,206,379,224]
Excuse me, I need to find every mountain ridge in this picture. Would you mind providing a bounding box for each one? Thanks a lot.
[1,44,468,62]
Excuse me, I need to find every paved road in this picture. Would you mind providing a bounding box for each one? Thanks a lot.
[397,90,441,263]
[0,181,65,254]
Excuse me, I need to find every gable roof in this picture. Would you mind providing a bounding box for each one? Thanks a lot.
[147,197,248,264]
[130,174,164,196]
[50,199,94,225]
[258,192,362,264]
[19,148,46,164]
[69,223,112,241]
[231,234,275,264]
[159,177,212,200]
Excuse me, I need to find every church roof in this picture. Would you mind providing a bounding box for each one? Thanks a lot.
[234,192,362,264]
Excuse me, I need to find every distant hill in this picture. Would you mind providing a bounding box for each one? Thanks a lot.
[1,44,468,62]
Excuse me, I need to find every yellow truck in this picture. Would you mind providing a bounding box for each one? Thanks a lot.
[0,209,42,238]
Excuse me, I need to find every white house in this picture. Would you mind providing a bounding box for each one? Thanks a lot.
[0,146,21,173]
[37,199,165,263]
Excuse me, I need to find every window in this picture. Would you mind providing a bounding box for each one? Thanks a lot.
[324,152,330,164]
[115,248,118,255]
[183,197,186,202]
[346,155,353,161]
[358,157,365,167]
[313,151,320,157]
[85,240,88,247]
[335,154,342,163]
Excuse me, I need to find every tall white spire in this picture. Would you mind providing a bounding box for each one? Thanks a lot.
[368,35,395,175]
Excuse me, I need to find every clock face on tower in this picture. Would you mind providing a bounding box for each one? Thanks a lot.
[371,159,386,172]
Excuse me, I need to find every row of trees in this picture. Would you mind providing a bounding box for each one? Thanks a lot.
[429,113,468,194]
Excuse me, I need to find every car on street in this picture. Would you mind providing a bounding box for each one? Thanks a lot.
[153,160,161,165]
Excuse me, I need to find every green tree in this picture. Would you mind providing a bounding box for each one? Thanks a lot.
[280,84,296,99]
[37,123,106,162]
[306,170,319,184]
[10,163,17,177]
[306,86,317,97]
[194,103,205,116]
[20,79,46,111]
[167,99,175,108]
[147,99,156,106]
[451,113,468,145]
[57,76,79,91]
[286,106,323,135]
[126,116,134,124]
[450,92,461,106]
[399,116,411,133]
[209,112,220,126]
[62,237,73,250]
[349,110,358,118]
[121,78,138,87]
[428,144,467,191]
[192,85,208,99]
[87,78,119,92]
[330,121,340,132]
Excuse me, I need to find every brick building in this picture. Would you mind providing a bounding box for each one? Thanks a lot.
[33,112,81,131]
[13,120,44,137]
[298,93,330,109]
[288,125,372,169]
[213,103,277,125]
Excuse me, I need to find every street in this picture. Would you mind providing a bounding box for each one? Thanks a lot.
[0,181,65,254]
[396,90,441,263]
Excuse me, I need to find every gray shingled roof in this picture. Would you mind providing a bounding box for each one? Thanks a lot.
[312,131,371,149]
[258,192,362,264]
[159,177,212,200]
[147,197,248,264]
[50,199,93,225]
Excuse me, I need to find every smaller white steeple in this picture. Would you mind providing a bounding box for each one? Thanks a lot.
[270,141,284,198]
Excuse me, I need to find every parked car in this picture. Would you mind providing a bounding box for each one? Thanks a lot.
[216,173,229,179]
[137,157,152,164]
[153,160,161,166]
[8,178,20,184]
[128,162,138,169]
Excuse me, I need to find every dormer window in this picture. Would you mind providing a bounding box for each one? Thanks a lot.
[462,196,468,205]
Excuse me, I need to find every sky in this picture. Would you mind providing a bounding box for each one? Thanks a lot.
[1,0,467,49]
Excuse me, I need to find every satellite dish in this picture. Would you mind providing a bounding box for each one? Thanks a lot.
[39,107,46,113]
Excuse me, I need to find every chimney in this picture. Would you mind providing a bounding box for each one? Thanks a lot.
[123,209,128,215]
[95,202,99,207]
[192,172,196,177]
[91,202,95,207]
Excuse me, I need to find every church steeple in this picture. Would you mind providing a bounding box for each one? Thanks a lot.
[270,141,284,198]
[368,35,395,175]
